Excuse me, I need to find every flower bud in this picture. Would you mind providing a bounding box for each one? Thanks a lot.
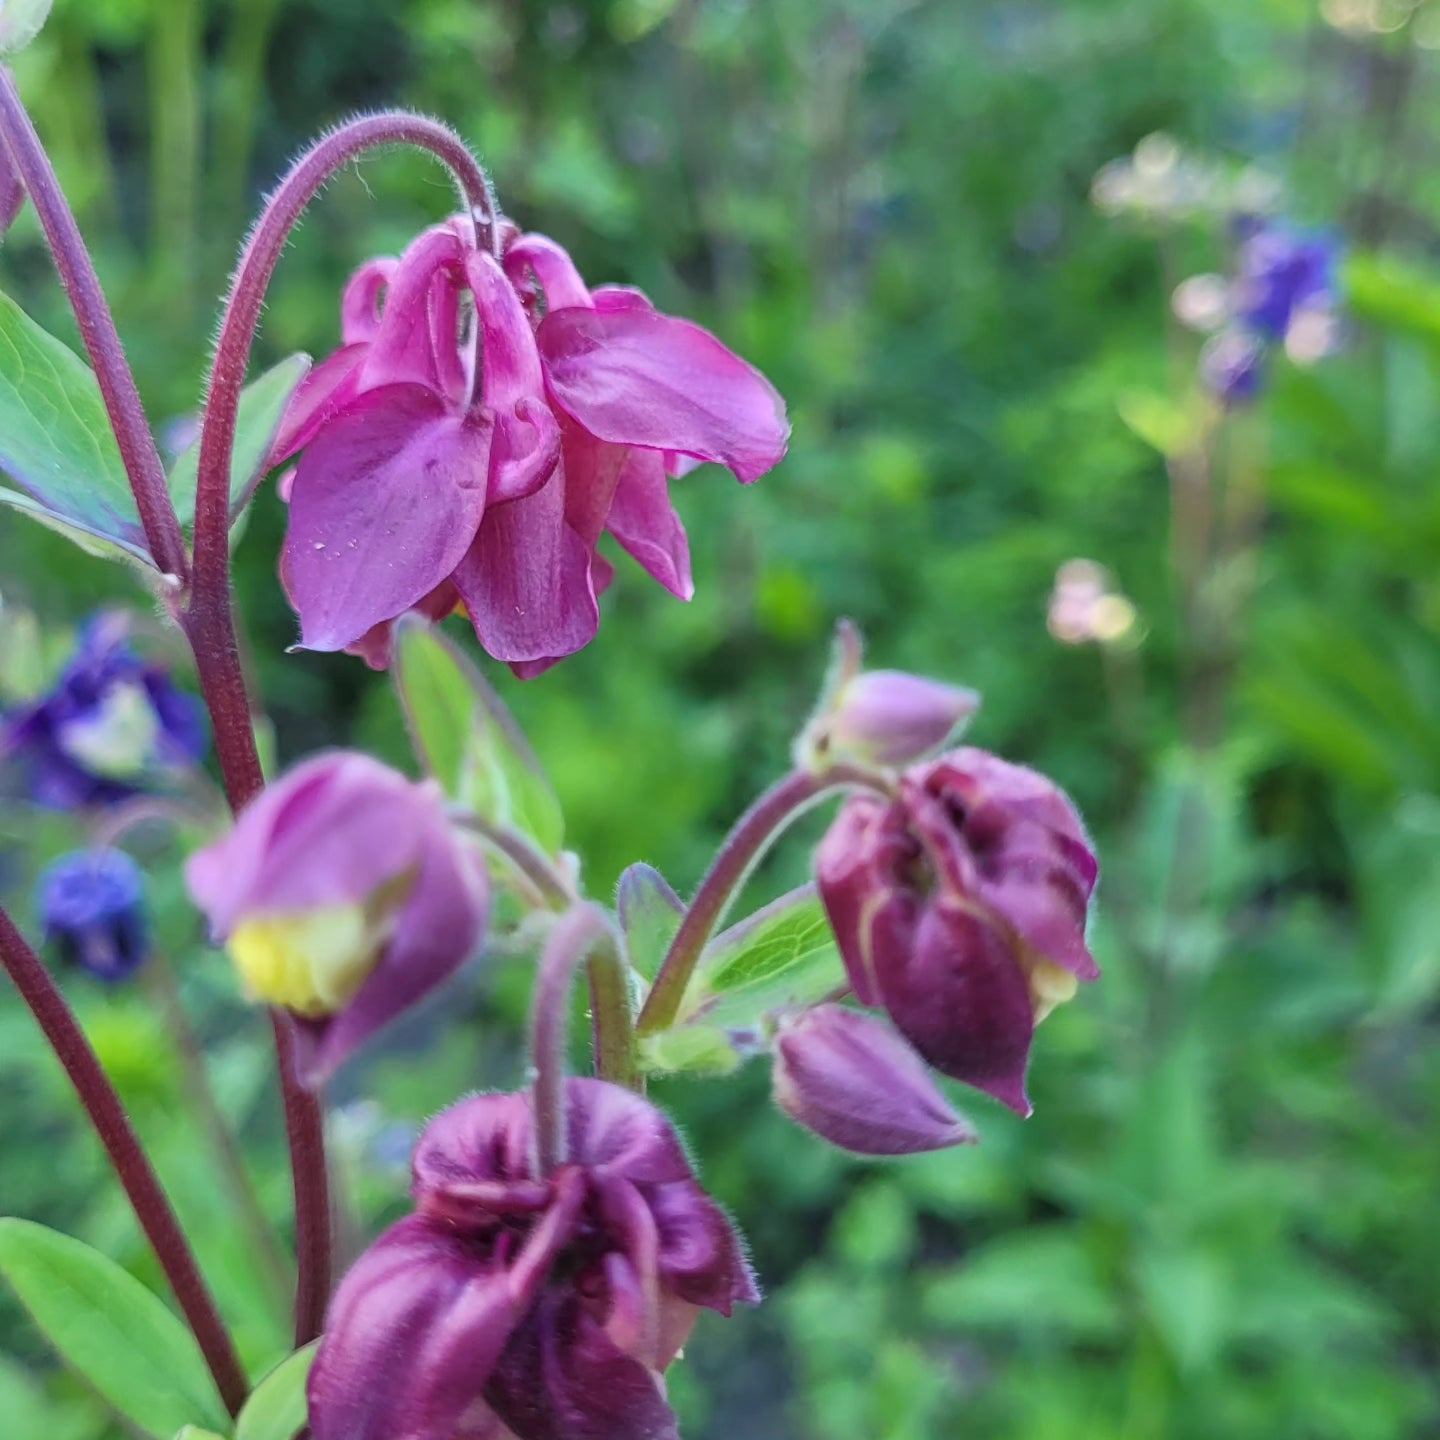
[0,0,51,53]
[309,1078,757,1440]
[816,747,1099,1116]
[185,752,489,1086]
[38,849,149,982]
[774,1004,975,1155]
[822,669,979,767]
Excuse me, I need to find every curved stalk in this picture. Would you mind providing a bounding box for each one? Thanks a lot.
[636,762,893,1035]
[0,67,188,581]
[0,908,247,1416]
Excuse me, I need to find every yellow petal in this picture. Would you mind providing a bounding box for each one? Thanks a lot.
[1027,956,1079,1025]
[228,906,381,1018]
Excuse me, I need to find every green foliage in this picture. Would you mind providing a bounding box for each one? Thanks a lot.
[234,1342,318,1440]
[0,1219,230,1438]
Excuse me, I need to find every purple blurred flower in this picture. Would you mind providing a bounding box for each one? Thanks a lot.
[1,612,206,810]
[185,751,489,1086]
[308,1077,757,1440]
[816,748,1099,1116]
[1200,328,1266,408]
[774,1003,975,1155]
[38,849,149,982]
[1233,217,1338,343]
[270,221,788,676]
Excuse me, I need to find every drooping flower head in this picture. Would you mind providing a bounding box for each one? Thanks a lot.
[38,848,149,982]
[270,218,789,675]
[185,751,489,1086]
[308,1077,757,1440]
[816,748,1099,1115]
[1,611,206,810]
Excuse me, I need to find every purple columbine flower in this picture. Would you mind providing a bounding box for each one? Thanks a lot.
[269,220,789,675]
[184,751,489,1086]
[1200,327,1266,408]
[38,849,149,982]
[308,1077,758,1440]
[1232,216,1338,344]
[816,748,1099,1116]
[820,669,979,768]
[773,1003,976,1155]
[1,612,206,810]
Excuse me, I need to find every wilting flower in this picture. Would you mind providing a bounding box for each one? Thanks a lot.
[308,1077,757,1440]
[271,218,788,675]
[1,612,206,810]
[816,748,1099,1116]
[185,751,488,1085]
[773,1003,975,1155]
[38,849,149,982]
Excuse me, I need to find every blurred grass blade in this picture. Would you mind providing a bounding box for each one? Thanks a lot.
[235,1341,319,1440]
[393,615,564,853]
[0,1218,230,1438]
[168,352,310,528]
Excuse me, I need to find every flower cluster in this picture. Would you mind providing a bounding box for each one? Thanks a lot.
[1,612,206,809]
[270,220,789,674]
[1174,216,1342,406]
[308,1078,756,1440]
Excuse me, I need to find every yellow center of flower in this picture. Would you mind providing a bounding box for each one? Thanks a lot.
[227,906,385,1018]
[1025,956,1079,1024]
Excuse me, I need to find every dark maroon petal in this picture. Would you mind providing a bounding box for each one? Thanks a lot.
[452,461,600,667]
[605,448,692,600]
[647,1180,759,1313]
[486,1293,678,1440]
[774,1004,976,1155]
[537,305,788,484]
[412,1091,536,1197]
[284,383,489,652]
[504,233,592,311]
[184,751,430,932]
[269,343,367,464]
[296,808,491,1085]
[308,1215,514,1440]
[880,898,1034,1116]
[815,793,907,1007]
[563,1077,693,1185]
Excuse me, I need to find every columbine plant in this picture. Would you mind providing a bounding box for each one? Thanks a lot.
[0,17,1100,1439]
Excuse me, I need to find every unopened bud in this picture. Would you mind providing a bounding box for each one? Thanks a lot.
[774,1004,976,1156]
[825,669,979,767]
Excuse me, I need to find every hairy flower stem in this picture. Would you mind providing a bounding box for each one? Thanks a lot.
[0,908,248,1416]
[637,763,894,1035]
[0,68,189,582]
[452,812,638,1089]
[184,111,496,1344]
[531,905,630,1175]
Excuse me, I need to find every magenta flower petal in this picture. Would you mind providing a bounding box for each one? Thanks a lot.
[605,448,693,600]
[536,305,789,484]
[452,464,599,666]
[469,250,562,504]
[503,233,592,311]
[285,383,490,652]
[364,227,467,397]
[185,751,429,933]
[647,1180,759,1312]
[295,808,490,1086]
[269,343,367,464]
[341,257,398,344]
[774,1004,978,1154]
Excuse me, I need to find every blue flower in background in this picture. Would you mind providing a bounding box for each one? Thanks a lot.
[38,849,150,982]
[1201,329,1267,407]
[1,612,207,809]
[1233,216,1339,343]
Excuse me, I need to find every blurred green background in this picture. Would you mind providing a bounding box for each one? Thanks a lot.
[4,0,1440,1435]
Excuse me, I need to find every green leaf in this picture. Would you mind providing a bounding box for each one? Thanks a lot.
[638,1022,742,1076]
[0,1218,230,1438]
[0,289,151,564]
[1116,389,1205,457]
[683,885,846,1029]
[173,1430,227,1440]
[393,616,564,853]
[168,353,310,529]
[617,863,684,982]
[235,1341,319,1440]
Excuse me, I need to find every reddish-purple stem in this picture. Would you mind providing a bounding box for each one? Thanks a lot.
[0,908,248,1415]
[184,111,494,1344]
[636,763,892,1034]
[0,68,189,582]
